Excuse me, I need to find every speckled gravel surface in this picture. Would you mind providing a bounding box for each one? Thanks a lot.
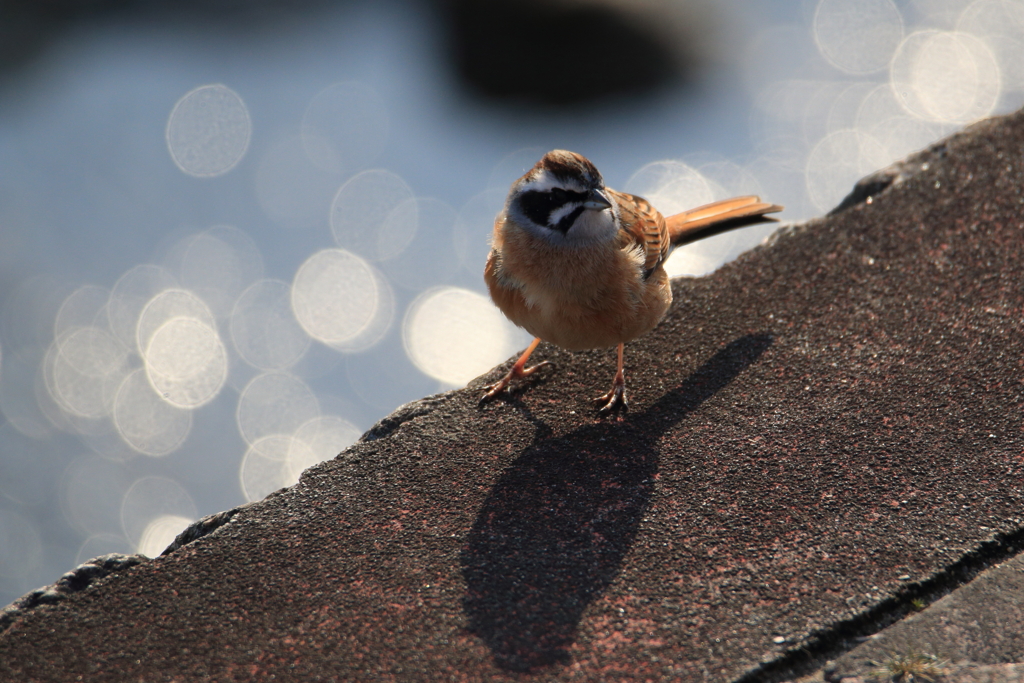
[3,109,1024,682]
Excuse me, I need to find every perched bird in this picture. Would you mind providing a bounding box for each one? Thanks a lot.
[483,150,783,413]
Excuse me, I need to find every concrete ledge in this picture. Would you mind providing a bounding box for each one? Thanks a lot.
[4,108,1024,681]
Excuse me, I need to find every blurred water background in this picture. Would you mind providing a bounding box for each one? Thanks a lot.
[1,0,1022,606]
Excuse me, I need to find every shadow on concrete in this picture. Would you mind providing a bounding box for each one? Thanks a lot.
[460,333,774,671]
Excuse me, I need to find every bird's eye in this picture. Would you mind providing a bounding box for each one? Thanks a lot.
[550,188,567,201]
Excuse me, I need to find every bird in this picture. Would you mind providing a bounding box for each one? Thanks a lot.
[482,150,783,413]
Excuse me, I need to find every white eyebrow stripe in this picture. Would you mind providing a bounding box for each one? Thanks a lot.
[521,169,587,194]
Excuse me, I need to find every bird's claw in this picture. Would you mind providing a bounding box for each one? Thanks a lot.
[480,361,553,403]
[593,382,628,414]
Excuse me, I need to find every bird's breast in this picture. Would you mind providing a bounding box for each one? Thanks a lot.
[488,225,672,350]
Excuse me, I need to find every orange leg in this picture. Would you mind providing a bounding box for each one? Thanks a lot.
[481,337,552,401]
[593,343,627,413]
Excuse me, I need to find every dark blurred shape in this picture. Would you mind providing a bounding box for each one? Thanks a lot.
[0,0,337,70]
[0,0,714,106]
[441,0,712,106]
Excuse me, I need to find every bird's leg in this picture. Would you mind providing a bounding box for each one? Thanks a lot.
[481,337,552,401]
[594,343,628,413]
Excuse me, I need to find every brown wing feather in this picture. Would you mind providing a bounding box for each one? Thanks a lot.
[665,196,784,248]
[607,189,669,276]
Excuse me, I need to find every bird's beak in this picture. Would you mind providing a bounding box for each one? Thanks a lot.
[583,188,612,211]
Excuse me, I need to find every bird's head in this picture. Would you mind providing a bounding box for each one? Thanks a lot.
[505,150,617,245]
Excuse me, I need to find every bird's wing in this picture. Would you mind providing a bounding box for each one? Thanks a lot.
[665,196,784,248]
[607,189,670,279]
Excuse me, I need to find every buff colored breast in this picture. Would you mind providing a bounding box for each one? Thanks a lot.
[485,217,672,351]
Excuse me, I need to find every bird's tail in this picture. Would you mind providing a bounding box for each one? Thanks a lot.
[665,196,784,248]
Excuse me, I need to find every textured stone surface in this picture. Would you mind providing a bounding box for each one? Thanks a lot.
[824,552,1024,681]
[823,664,1024,683]
[3,109,1024,681]
[0,554,146,634]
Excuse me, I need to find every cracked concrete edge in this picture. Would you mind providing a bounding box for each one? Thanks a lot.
[0,503,260,635]
[794,662,1024,683]
[731,519,1024,682]
[358,390,460,442]
[0,553,147,635]
[0,388,463,628]
[819,550,1024,682]
[159,501,262,556]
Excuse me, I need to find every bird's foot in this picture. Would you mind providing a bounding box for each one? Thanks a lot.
[480,361,553,403]
[593,380,628,414]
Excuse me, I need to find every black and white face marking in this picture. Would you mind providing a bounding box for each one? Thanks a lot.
[507,150,618,245]
[519,185,590,234]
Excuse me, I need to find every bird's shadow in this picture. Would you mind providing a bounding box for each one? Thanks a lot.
[460,333,773,671]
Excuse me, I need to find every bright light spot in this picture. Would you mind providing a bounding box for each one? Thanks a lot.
[828,82,881,134]
[136,289,215,357]
[669,158,780,276]
[625,161,714,215]
[113,369,192,456]
[908,0,975,26]
[48,326,130,419]
[54,285,111,342]
[41,342,113,436]
[624,161,731,277]
[108,265,179,352]
[166,84,251,177]
[872,116,947,165]
[230,279,310,370]
[301,81,389,174]
[695,159,766,200]
[891,30,1001,123]
[174,225,264,318]
[144,316,228,409]
[855,83,910,136]
[120,476,197,550]
[662,247,730,278]
[403,287,523,386]
[330,169,416,261]
[379,199,461,292]
[806,129,891,212]
[959,0,1024,93]
[239,435,297,502]
[291,249,393,352]
[236,371,319,446]
[286,415,362,481]
[813,0,903,74]
[920,32,1000,122]
[137,514,193,557]
[746,152,815,223]
[849,81,949,164]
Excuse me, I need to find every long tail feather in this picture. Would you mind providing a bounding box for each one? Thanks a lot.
[666,196,784,248]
